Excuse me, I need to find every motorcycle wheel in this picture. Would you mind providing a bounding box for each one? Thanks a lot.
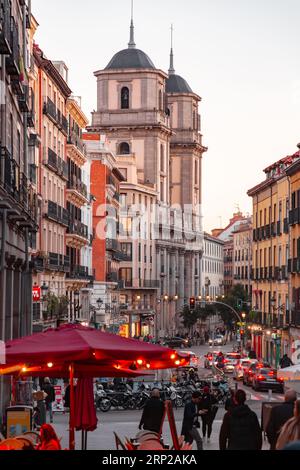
[127,399,137,410]
[99,399,111,412]
[176,397,183,408]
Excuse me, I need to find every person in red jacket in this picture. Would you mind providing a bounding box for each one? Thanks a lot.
[37,424,61,450]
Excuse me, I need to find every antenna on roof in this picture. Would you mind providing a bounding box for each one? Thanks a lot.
[128,0,136,49]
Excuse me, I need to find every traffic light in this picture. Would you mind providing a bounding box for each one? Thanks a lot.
[237,299,243,310]
[189,297,196,310]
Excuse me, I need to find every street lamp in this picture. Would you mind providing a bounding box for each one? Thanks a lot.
[41,282,49,321]
[74,290,80,321]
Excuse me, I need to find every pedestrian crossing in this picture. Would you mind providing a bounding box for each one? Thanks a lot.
[247,392,284,402]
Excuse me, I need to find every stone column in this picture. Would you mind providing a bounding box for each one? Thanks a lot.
[179,250,185,305]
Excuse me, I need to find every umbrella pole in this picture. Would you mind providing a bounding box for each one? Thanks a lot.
[85,430,88,450]
[69,363,75,450]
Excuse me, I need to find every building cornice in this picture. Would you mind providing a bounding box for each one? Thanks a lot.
[33,45,72,98]
[67,98,89,128]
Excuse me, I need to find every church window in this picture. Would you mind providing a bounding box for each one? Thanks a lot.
[119,142,130,155]
[121,87,129,109]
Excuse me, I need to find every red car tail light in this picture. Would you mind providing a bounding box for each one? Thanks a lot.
[257,375,265,381]
[278,377,284,382]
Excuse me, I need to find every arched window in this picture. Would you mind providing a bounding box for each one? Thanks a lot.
[121,87,129,109]
[119,142,130,155]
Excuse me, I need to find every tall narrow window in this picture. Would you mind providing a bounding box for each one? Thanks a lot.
[160,144,164,172]
[159,90,163,110]
[121,87,129,109]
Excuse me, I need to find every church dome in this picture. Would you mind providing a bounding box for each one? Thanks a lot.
[105,48,155,70]
[166,74,193,94]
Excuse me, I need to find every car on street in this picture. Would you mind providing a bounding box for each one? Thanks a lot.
[233,358,257,380]
[204,351,220,368]
[224,352,242,373]
[163,337,191,348]
[243,361,270,386]
[179,350,199,369]
[208,335,225,346]
[251,367,284,393]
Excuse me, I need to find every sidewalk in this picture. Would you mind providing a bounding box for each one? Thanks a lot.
[51,412,270,451]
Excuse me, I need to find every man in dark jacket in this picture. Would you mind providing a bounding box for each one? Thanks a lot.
[181,391,204,450]
[139,389,164,434]
[41,377,55,423]
[219,389,262,450]
[266,389,297,450]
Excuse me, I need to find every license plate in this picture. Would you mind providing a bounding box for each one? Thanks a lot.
[266,378,276,382]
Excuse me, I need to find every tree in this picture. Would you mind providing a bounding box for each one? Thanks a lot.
[179,305,199,334]
[45,293,69,320]
[217,284,250,330]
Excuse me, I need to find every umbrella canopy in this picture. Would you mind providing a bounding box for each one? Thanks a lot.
[279,364,300,381]
[3,324,186,373]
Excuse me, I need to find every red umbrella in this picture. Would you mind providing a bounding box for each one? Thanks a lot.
[4,324,184,370]
[74,378,97,450]
[1,324,188,449]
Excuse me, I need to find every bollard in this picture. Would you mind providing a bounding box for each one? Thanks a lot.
[268,389,272,402]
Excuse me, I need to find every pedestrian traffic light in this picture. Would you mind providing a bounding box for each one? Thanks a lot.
[189,297,196,310]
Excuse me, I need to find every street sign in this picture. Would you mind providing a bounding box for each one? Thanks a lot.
[32,286,41,302]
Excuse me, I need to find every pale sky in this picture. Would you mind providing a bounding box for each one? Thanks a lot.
[32,0,300,231]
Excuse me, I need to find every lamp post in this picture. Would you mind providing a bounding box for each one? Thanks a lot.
[41,282,49,323]
[74,290,80,322]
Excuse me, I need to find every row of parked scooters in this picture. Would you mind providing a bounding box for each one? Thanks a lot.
[94,378,231,412]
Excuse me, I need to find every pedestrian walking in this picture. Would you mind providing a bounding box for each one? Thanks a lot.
[266,389,297,450]
[181,391,205,450]
[199,386,218,443]
[219,389,262,450]
[41,378,55,424]
[276,400,300,450]
[139,389,165,434]
[279,354,294,369]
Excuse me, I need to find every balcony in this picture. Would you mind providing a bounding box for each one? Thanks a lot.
[32,256,45,272]
[1,146,19,196]
[67,265,94,282]
[106,272,118,283]
[6,17,20,79]
[283,218,289,234]
[61,115,68,136]
[18,84,30,113]
[67,175,88,205]
[0,0,12,54]
[44,148,68,181]
[67,131,86,158]
[271,222,276,237]
[265,225,271,239]
[47,252,59,270]
[67,220,89,241]
[43,97,57,122]
[106,238,119,252]
[112,250,132,262]
[44,201,69,227]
